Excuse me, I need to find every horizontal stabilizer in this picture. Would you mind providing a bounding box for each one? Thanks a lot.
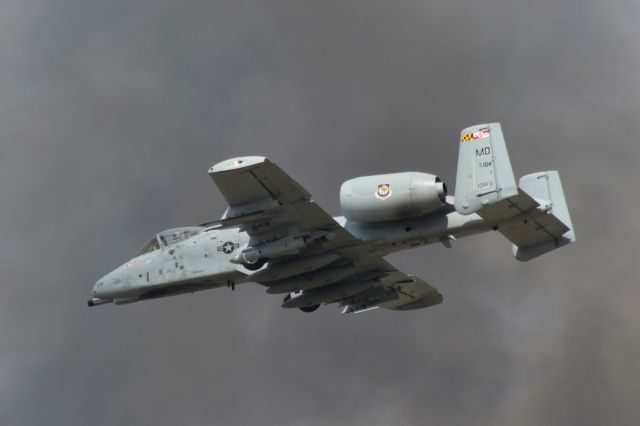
[500,171,576,261]
[476,188,540,224]
[454,124,575,261]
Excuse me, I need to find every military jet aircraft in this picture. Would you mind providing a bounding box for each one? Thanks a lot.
[89,123,575,314]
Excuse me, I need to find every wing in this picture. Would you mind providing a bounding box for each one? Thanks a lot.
[207,156,443,314]
[206,156,359,256]
[208,156,311,209]
[335,258,443,314]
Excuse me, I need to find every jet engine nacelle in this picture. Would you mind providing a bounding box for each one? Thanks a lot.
[340,172,447,223]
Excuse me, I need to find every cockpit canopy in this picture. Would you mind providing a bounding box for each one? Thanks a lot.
[134,227,203,258]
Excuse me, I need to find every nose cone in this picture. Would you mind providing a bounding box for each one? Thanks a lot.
[92,280,104,297]
[88,278,110,307]
[93,269,118,297]
[88,268,122,306]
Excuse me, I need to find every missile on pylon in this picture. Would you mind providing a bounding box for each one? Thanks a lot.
[266,265,359,294]
[249,253,340,283]
[281,280,374,309]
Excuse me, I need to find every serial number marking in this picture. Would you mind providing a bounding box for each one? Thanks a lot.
[476,180,495,189]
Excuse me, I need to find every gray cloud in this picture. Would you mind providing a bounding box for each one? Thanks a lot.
[1,0,639,425]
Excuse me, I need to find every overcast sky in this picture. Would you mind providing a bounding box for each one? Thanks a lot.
[1,1,639,425]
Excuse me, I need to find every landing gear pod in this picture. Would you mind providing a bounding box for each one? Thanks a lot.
[282,293,320,313]
[242,258,268,271]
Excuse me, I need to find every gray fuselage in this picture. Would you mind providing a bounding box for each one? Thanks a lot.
[91,209,487,305]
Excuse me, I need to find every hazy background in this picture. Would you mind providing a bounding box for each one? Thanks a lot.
[1,1,638,425]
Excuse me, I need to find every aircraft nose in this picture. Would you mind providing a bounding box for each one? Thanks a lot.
[92,280,102,297]
[88,278,113,306]
[88,271,118,307]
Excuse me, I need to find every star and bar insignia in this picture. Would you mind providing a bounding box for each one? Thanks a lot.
[217,241,239,254]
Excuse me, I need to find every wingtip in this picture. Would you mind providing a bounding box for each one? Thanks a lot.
[209,156,267,174]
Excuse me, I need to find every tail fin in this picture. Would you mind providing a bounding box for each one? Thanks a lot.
[454,123,519,214]
[454,123,576,261]
[508,171,576,261]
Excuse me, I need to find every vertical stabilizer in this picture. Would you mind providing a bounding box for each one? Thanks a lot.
[454,123,518,215]
[510,171,576,261]
[453,123,575,261]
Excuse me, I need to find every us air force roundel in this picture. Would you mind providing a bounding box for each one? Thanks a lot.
[375,184,392,200]
[217,241,239,254]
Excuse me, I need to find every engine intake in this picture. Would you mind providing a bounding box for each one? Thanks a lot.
[340,172,447,223]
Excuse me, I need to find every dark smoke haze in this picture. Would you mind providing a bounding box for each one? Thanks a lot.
[0,1,638,425]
